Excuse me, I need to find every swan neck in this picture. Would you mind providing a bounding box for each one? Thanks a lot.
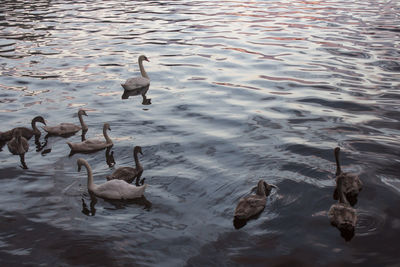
[256,182,266,197]
[337,176,348,204]
[31,119,39,134]
[83,161,96,191]
[133,150,140,168]
[139,58,149,79]
[103,126,112,144]
[78,113,87,130]
[335,149,342,176]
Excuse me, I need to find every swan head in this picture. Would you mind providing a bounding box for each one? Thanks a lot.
[78,109,88,117]
[334,146,340,156]
[104,123,111,131]
[33,116,46,125]
[77,158,87,172]
[134,145,143,155]
[139,55,149,62]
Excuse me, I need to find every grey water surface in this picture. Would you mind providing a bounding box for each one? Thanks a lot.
[0,0,399,266]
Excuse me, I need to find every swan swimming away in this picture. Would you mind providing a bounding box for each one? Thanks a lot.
[328,173,357,241]
[234,180,276,221]
[7,129,29,169]
[67,123,113,153]
[107,146,144,185]
[0,116,46,141]
[121,55,150,91]
[333,147,362,206]
[77,158,147,200]
[42,109,88,136]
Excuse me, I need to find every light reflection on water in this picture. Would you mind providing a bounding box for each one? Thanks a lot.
[0,0,400,265]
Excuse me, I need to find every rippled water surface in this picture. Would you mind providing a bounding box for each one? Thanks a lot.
[1,0,400,266]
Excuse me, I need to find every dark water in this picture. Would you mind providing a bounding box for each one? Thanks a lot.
[1,0,400,266]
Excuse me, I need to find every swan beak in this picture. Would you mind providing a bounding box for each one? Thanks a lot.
[145,57,150,62]
[77,165,82,172]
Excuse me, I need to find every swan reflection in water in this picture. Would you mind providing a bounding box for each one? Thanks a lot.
[121,86,152,105]
[81,193,152,216]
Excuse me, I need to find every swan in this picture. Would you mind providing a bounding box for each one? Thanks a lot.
[234,180,276,221]
[121,55,150,91]
[328,174,357,241]
[42,109,88,136]
[7,129,29,169]
[107,146,144,185]
[77,158,147,200]
[67,123,112,153]
[0,116,46,141]
[333,147,362,206]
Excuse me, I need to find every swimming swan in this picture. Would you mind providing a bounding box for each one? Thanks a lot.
[0,116,46,141]
[234,180,276,221]
[43,109,88,136]
[107,146,144,185]
[121,55,150,91]
[328,174,357,241]
[333,147,362,206]
[7,129,29,169]
[67,123,112,153]
[77,158,147,200]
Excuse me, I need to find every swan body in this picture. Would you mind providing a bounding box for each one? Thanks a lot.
[328,174,357,240]
[7,129,29,155]
[7,129,29,169]
[333,147,362,206]
[234,180,275,220]
[67,123,112,153]
[43,109,88,136]
[77,158,147,200]
[121,55,150,91]
[0,116,46,141]
[107,146,143,185]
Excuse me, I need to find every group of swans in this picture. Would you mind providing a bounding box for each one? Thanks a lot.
[233,146,362,236]
[2,55,151,199]
[328,147,362,241]
[2,54,365,238]
[73,55,150,200]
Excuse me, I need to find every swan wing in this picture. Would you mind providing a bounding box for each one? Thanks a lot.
[120,183,147,199]
[95,180,128,199]
[107,167,137,182]
[94,180,146,200]
[68,138,110,152]
[121,77,150,90]
[234,195,266,219]
[43,123,81,135]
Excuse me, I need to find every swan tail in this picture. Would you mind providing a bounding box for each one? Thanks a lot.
[67,142,73,149]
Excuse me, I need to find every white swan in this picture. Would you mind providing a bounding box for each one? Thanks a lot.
[77,158,147,200]
[42,109,88,136]
[121,55,150,91]
[67,123,112,153]
[107,146,144,185]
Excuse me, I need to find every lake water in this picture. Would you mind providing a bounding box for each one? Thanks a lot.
[0,0,399,266]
